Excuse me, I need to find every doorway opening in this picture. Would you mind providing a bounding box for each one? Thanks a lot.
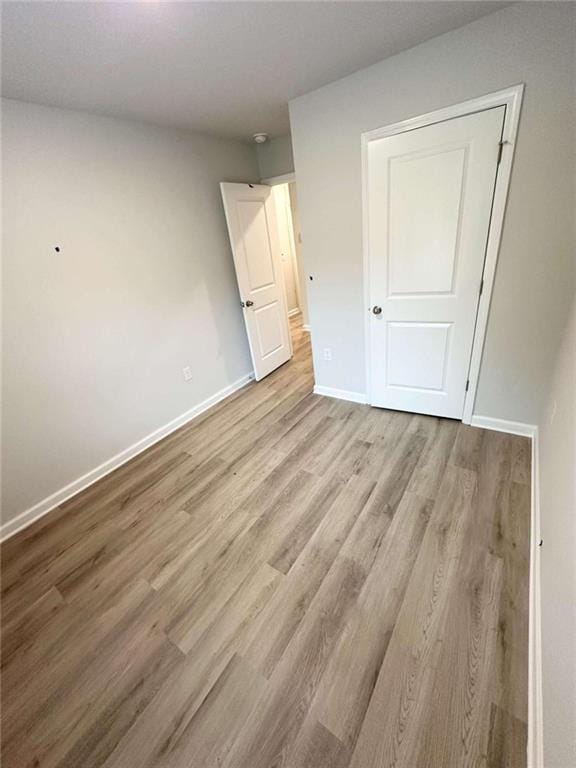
[220,176,308,382]
[272,183,301,322]
[265,176,309,344]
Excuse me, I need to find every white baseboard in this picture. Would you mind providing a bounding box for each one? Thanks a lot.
[0,371,254,542]
[302,324,311,332]
[313,385,367,404]
[470,414,537,438]
[528,426,544,768]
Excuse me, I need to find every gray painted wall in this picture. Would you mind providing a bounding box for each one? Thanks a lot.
[2,98,259,524]
[290,3,576,424]
[256,134,294,179]
[539,293,576,768]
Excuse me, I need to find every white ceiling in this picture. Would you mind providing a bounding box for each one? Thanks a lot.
[1,1,509,142]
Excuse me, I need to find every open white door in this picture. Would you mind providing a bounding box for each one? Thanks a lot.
[367,106,505,419]
[220,182,292,381]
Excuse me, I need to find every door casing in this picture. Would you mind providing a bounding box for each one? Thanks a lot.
[361,84,524,424]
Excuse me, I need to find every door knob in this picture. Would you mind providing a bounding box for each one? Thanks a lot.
[245,300,254,307]
[372,305,382,315]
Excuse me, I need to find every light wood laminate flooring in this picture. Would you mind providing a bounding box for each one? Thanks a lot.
[1,314,530,768]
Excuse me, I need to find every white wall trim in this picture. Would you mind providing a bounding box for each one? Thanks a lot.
[528,426,544,768]
[261,171,296,186]
[313,385,367,404]
[287,307,301,318]
[0,371,254,542]
[469,414,537,438]
[361,85,524,422]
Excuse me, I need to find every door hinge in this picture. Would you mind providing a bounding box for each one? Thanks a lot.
[497,141,505,166]
[465,379,470,392]
[479,278,484,296]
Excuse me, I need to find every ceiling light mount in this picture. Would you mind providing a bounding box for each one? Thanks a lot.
[253,133,268,144]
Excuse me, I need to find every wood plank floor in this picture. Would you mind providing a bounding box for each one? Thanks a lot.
[1,314,530,768]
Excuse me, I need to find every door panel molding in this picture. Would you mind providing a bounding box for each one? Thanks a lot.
[362,84,524,423]
[388,144,467,298]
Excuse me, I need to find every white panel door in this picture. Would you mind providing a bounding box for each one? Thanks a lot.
[367,106,505,418]
[220,182,292,381]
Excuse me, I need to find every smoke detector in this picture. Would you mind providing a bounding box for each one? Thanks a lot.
[253,133,268,144]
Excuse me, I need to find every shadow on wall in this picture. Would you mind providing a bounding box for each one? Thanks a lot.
[256,134,295,179]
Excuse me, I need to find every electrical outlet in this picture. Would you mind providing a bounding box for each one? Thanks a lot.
[322,348,332,361]
[182,366,193,382]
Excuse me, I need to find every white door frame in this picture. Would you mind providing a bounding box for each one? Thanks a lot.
[362,84,524,424]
